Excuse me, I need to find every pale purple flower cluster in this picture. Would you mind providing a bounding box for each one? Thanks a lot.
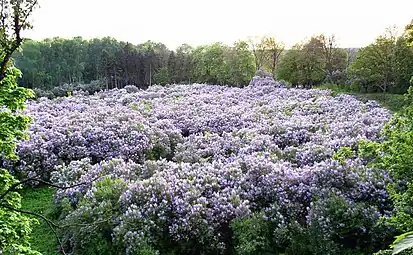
[3,91,182,179]
[248,76,285,87]
[7,83,393,253]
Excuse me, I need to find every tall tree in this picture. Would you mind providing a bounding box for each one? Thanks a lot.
[261,37,284,75]
[167,51,177,84]
[0,0,40,254]
[318,34,348,83]
[248,36,265,71]
[0,0,38,80]
[175,43,193,83]
[405,20,413,45]
[227,40,256,86]
[298,36,326,87]
[276,45,301,86]
[349,30,398,93]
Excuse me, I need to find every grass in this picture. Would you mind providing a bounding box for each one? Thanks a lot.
[20,186,60,255]
[316,83,407,113]
[351,93,406,113]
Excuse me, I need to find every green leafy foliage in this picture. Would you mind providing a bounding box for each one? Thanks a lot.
[315,83,406,112]
[0,67,34,160]
[0,0,40,253]
[332,146,354,164]
[232,192,390,255]
[153,67,170,85]
[231,213,271,255]
[392,232,413,254]
[352,87,413,253]
[0,65,38,254]
[349,28,413,94]
[226,41,256,86]
[61,177,127,254]
[0,168,40,255]
[405,20,413,46]
[276,46,301,85]
[276,35,347,87]
[14,38,256,90]
[285,194,388,255]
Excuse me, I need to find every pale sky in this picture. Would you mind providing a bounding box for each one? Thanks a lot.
[23,0,413,49]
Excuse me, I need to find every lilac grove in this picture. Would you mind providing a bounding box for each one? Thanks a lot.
[5,78,394,253]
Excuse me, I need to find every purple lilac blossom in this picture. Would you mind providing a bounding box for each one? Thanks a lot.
[5,80,393,253]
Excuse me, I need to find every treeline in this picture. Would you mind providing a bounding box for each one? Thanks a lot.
[14,20,413,94]
[13,38,259,89]
[276,22,413,93]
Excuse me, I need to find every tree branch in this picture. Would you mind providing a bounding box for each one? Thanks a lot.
[2,204,60,227]
[20,0,38,27]
[0,0,38,82]
[0,176,100,201]
[1,204,67,255]
[2,202,112,254]
[0,0,6,33]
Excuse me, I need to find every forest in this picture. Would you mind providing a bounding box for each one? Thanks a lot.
[2,1,413,255]
[12,25,413,98]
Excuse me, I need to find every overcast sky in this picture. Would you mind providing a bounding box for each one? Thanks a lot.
[23,0,413,49]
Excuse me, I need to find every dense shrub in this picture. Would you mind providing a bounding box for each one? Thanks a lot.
[7,82,396,254]
[33,80,106,99]
[248,76,286,88]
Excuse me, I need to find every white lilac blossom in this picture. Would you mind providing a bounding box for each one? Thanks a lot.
[4,81,394,253]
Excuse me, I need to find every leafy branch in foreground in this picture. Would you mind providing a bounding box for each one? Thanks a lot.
[0,175,103,255]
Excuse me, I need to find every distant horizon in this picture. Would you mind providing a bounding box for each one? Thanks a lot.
[22,0,413,50]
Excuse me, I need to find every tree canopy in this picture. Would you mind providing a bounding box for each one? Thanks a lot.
[0,0,39,254]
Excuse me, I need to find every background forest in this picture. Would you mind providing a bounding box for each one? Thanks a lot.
[12,25,413,100]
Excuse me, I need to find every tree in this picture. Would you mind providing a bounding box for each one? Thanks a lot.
[248,36,265,71]
[299,36,326,87]
[404,20,413,88]
[167,51,177,83]
[349,41,394,93]
[0,67,38,255]
[319,34,348,83]
[0,0,38,80]
[227,40,255,86]
[347,25,413,94]
[0,1,40,254]
[175,44,193,83]
[153,67,169,85]
[276,37,326,88]
[261,37,284,75]
[406,20,413,46]
[276,45,301,86]
[393,37,413,93]
[192,43,230,85]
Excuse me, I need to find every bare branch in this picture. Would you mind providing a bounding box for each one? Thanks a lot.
[24,177,100,190]
[2,204,60,227]
[1,204,67,254]
[0,176,100,201]
[20,0,38,30]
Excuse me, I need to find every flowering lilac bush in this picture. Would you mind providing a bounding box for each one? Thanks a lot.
[248,76,285,88]
[4,82,395,253]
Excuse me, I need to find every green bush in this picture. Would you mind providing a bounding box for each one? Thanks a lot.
[231,212,272,255]
[354,87,413,253]
[61,177,127,254]
[282,194,391,255]
[33,80,106,99]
